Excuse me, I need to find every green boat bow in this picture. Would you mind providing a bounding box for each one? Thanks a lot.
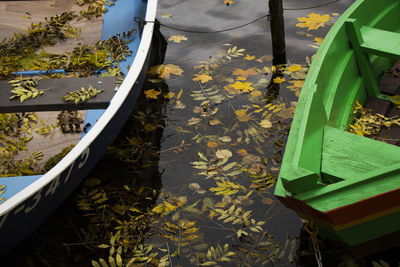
[275,0,400,247]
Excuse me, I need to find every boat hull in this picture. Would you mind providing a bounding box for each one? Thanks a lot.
[0,0,160,255]
[0,64,147,253]
[275,0,400,248]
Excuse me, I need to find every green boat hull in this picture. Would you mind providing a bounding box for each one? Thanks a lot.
[275,0,400,247]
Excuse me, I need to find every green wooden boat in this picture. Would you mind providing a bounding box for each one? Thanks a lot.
[275,0,400,248]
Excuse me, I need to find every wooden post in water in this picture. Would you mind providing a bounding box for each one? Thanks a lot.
[269,0,286,65]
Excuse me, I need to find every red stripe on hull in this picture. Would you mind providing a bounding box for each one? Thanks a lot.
[277,187,400,226]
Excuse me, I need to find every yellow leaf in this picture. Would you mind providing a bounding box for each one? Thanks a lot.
[232,67,259,80]
[287,80,304,89]
[152,204,164,213]
[273,77,285,84]
[224,84,240,95]
[149,64,184,79]
[161,13,173,19]
[286,64,302,72]
[235,109,251,122]
[144,123,156,132]
[259,119,272,128]
[207,141,219,148]
[250,90,262,97]
[224,0,234,5]
[164,92,175,99]
[177,88,183,99]
[209,118,221,125]
[237,149,247,156]
[264,67,271,73]
[193,74,213,83]
[230,81,254,92]
[296,13,331,30]
[188,117,202,126]
[215,149,232,159]
[168,35,188,43]
[144,89,162,99]
[314,37,324,45]
[244,54,255,60]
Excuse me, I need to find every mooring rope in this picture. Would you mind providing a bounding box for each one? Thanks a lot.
[135,0,341,34]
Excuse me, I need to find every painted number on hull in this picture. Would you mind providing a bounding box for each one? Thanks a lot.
[25,190,42,213]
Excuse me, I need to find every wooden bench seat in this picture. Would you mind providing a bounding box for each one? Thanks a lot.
[0,76,119,112]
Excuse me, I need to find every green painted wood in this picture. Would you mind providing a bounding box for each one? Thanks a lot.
[0,76,119,112]
[279,84,325,194]
[321,126,400,181]
[346,19,382,98]
[275,0,400,246]
[318,210,400,246]
[360,26,400,60]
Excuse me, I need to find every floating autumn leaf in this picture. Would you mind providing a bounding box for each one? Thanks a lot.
[163,92,175,99]
[287,80,304,91]
[244,54,255,60]
[250,90,262,97]
[314,37,324,45]
[176,88,183,99]
[161,13,173,19]
[261,197,275,205]
[223,84,239,95]
[224,0,234,6]
[237,149,247,156]
[188,117,202,126]
[235,109,251,122]
[260,54,273,62]
[169,35,188,43]
[144,123,156,131]
[263,66,271,73]
[296,13,331,30]
[193,74,213,83]
[144,89,162,99]
[148,64,184,79]
[242,154,261,164]
[216,149,232,159]
[230,81,254,92]
[286,64,302,72]
[193,106,203,113]
[259,118,272,128]
[232,67,259,80]
[218,136,232,142]
[273,77,286,84]
[207,141,219,148]
[209,118,221,126]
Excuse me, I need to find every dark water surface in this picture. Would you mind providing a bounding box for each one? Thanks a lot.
[2,0,400,266]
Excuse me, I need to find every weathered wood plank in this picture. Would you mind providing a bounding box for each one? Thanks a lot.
[365,98,391,115]
[322,126,400,181]
[0,0,103,53]
[0,76,119,112]
[379,61,400,95]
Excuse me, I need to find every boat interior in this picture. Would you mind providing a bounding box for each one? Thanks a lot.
[0,0,145,200]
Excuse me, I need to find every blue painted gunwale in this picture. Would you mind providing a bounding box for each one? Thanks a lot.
[0,0,157,254]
